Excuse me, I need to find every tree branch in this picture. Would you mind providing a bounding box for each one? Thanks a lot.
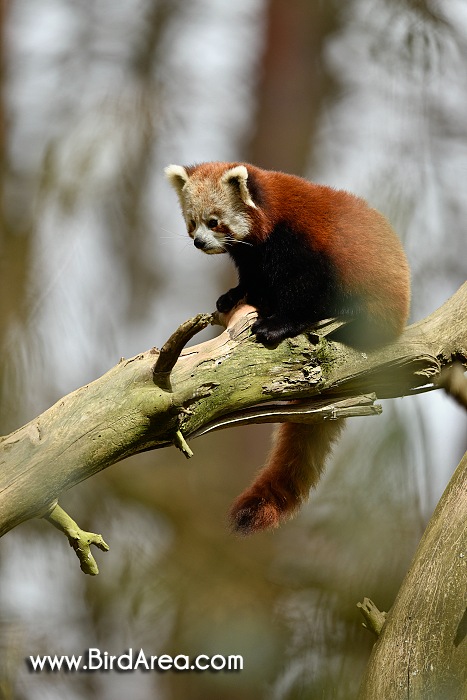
[0,284,466,574]
[358,449,467,699]
[153,312,213,389]
[43,503,109,575]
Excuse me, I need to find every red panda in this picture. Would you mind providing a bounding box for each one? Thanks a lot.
[165,162,411,535]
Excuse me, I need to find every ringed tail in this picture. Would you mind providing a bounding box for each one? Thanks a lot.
[229,419,345,535]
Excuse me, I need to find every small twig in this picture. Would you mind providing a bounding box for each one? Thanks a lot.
[357,597,388,637]
[153,313,213,388]
[437,362,467,410]
[173,429,194,459]
[43,503,109,576]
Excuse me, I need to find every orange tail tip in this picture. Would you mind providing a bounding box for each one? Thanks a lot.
[229,420,345,535]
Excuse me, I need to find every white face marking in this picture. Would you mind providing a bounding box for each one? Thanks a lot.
[165,164,256,255]
[188,220,226,255]
[183,187,252,256]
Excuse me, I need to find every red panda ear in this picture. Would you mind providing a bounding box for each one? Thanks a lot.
[164,164,189,199]
[221,165,257,209]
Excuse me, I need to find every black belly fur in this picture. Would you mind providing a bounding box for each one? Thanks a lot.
[229,223,360,328]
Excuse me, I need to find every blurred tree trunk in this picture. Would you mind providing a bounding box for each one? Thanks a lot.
[0,0,34,433]
[103,0,180,320]
[246,0,339,174]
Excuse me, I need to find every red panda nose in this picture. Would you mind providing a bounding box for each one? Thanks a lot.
[194,237,206,250]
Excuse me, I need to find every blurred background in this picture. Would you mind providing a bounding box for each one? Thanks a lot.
[0,0,466,698]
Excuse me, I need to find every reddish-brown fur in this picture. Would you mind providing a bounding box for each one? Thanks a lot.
[227,165,408,533]
[188,162,410,337]
[230,420,345,534]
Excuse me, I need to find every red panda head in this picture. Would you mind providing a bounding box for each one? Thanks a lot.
[165,162,257,255]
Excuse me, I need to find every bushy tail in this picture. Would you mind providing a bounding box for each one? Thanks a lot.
[230,419,345,535]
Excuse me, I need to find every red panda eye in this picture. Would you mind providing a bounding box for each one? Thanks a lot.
[207,218,218,229]
[188,219,196,232]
